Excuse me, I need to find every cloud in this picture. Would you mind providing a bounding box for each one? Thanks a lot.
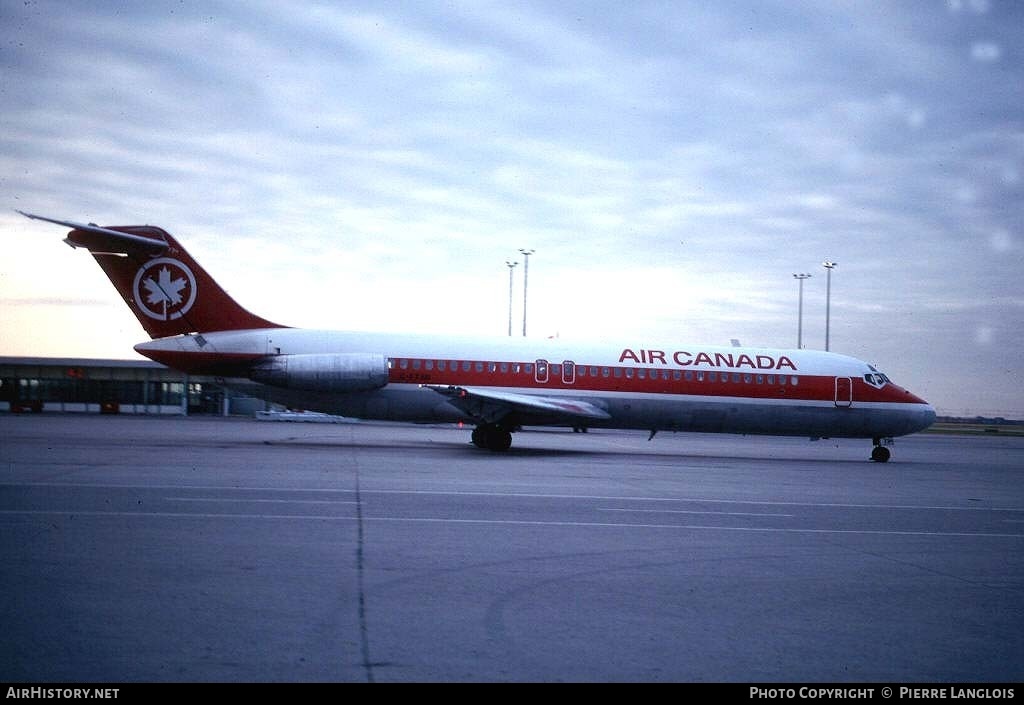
[970,41,1002,62]
[948,0,991,14]
[974,325,995,346]
[989,229,1015,252]
[1,298,113,307]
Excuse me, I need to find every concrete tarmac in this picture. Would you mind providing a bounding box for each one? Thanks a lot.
[1,415,1022,682]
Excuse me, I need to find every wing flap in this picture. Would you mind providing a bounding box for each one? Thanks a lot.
[422,385,611,425]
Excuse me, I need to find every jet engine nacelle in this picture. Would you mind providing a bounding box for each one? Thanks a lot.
[250,353,389,393]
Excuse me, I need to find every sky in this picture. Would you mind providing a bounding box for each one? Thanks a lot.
[1,0,1022,418]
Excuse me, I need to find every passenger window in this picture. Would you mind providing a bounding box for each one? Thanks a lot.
[462,361,471,372]
[756,375,763,384]
[743,374,751,384]
[685,371,693,381]
[625,369,634,379]
[400,359,409,370]
[697,371,704,382]
[780,375,787,385]
[438,360,446,371]
[673,370,681,380]
[732,373,741,383]
[767,375,774,384]
[614,368,622,378]
[425,360,434,371]
[602,367,610,378]
[590,366,599,377]
[791,376,799,386]
[475,362,484,372]
[500,362,509,373]
[637,369,646,379]
[524,363,534,374]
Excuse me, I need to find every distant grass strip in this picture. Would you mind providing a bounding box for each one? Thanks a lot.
[925,422,1024,436]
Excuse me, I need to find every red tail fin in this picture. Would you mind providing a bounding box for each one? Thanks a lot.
[20,212,284,338]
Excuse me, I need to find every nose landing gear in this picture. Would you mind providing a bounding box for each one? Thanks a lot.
[871,437,893,463]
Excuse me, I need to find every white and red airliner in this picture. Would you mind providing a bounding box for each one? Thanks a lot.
[20,211,935,461]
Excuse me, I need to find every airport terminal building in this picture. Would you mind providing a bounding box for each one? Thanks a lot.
[0,356,265,416]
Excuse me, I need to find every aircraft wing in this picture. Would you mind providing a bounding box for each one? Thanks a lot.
[421,385,611,426]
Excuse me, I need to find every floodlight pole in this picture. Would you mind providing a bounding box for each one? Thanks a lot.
[519,249,535,336]
[823,261,837,352]
[505,261,518,337]
[793,273,812,349]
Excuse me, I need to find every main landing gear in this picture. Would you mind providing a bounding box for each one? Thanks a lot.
[871,437,892,463]
[471,423,513,451]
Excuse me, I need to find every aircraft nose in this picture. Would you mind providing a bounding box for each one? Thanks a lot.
[899,388,936,434]
[918,403,937,432]
[903,399,937,434]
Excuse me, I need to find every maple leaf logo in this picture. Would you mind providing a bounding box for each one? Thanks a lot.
[132,258,198,321]
[142,266,188,308]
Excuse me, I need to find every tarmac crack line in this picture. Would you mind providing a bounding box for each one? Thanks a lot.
[353,458,375,683]
[819,537,1023,591]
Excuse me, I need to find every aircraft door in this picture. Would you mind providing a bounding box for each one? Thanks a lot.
[834,377,852,408]
[562,360,576,384]
[535,359,549,384]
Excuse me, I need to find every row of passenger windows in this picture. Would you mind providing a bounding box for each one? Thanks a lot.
[392,359,535,374]
[389,358,799,386]
[575,367,798,385]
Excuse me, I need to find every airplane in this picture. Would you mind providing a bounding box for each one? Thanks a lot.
[18,211,936,461]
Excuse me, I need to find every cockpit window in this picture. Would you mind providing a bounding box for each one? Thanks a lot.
[864,372,890,389]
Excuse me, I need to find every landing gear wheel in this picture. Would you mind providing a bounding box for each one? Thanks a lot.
[488,427,512,451]
[472,424,513,451]
[871,445,891,463]
[471,426,486,448]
